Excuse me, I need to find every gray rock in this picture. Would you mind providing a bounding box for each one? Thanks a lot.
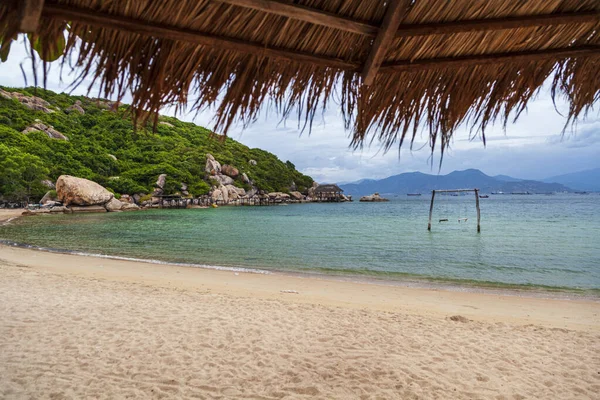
[56,175,114,206]
[121,203,140,211]
[241,173,250,184]
[155,174,167,189]
[211,189,222,202]
[105,197,124,211]
[107,154,117,161]
[249,159,257,166]
[159,121,174,128]
[205,153,221,175]
[219,184,229,203]
[22,122,68,140]
[359,192,389,202]
[289,191,303,201]
[213,174,234,186]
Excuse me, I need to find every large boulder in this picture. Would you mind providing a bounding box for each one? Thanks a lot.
[104,197,123,212]
[56,175,114,206]
[221,165,239,178]
[205,153,221,175]
[155,174,167,189]
[213,174,234,186]
[289,191,303,201]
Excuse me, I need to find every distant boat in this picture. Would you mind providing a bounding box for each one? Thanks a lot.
[574,191,589,195]
[491,191,504,195]
[511,192,532,195]
[479,195,489,198]
[407,193,421,196]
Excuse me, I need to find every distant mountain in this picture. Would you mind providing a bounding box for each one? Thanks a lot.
[493,174,522,182]
[339,169,570,196]
[542,168,600,192]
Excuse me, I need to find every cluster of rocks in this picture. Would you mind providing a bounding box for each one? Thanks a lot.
[21,120,68,141]
[23,176,139,216]
[359,192,389,202]
[0,89,55,113]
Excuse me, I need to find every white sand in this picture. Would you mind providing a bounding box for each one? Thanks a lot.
[0,242,599,399]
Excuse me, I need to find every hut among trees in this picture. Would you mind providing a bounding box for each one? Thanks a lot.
[2,1,598,155]
[314,184,345,202]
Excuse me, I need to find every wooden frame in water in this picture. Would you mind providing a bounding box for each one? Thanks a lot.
[427,189,481,233]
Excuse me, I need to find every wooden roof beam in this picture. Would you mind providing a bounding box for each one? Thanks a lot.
[362,0,409,86]
[395,10,600,37]
[42,4,360,71]
[215,0,378,36]
[19,0,45,33]
[380,46,600,73]
[214,1,598,38]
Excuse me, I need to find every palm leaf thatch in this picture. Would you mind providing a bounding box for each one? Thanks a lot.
[1,0,599,156]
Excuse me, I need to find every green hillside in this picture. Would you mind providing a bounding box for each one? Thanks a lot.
[0,87,313,201]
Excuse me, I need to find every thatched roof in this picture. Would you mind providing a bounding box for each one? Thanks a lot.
[315,184,343,194]
[2,1,599,155]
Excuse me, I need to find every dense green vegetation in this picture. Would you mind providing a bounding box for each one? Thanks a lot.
[0,87,313,201]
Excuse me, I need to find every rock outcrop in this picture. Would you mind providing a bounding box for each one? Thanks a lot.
[22,121,68,140]
[205,154,221,175]
[249,159,257,166]
[159,121,174,128]
[0,89,55,113]
[56,175,114,206]
[359,192,389,202]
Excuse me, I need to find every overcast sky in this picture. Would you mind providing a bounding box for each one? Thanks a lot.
[1,38,598,184]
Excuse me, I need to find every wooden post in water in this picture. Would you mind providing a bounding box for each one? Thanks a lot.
[474,188,481,233]
[427,190,436,231]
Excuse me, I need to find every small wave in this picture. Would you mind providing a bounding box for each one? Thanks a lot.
[0,239,271,275]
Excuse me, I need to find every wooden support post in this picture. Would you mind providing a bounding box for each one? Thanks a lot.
[427,190,436,231]
[361,0,408,85]
[19,0,45,33]
[474,189,481,233]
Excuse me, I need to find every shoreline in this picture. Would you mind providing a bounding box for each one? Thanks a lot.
[1,237,598,300]
[1,242,598,332]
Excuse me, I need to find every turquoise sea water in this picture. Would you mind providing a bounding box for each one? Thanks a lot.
[1,194,599,290]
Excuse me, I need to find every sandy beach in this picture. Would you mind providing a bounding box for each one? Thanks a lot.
[0,240,598,399]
